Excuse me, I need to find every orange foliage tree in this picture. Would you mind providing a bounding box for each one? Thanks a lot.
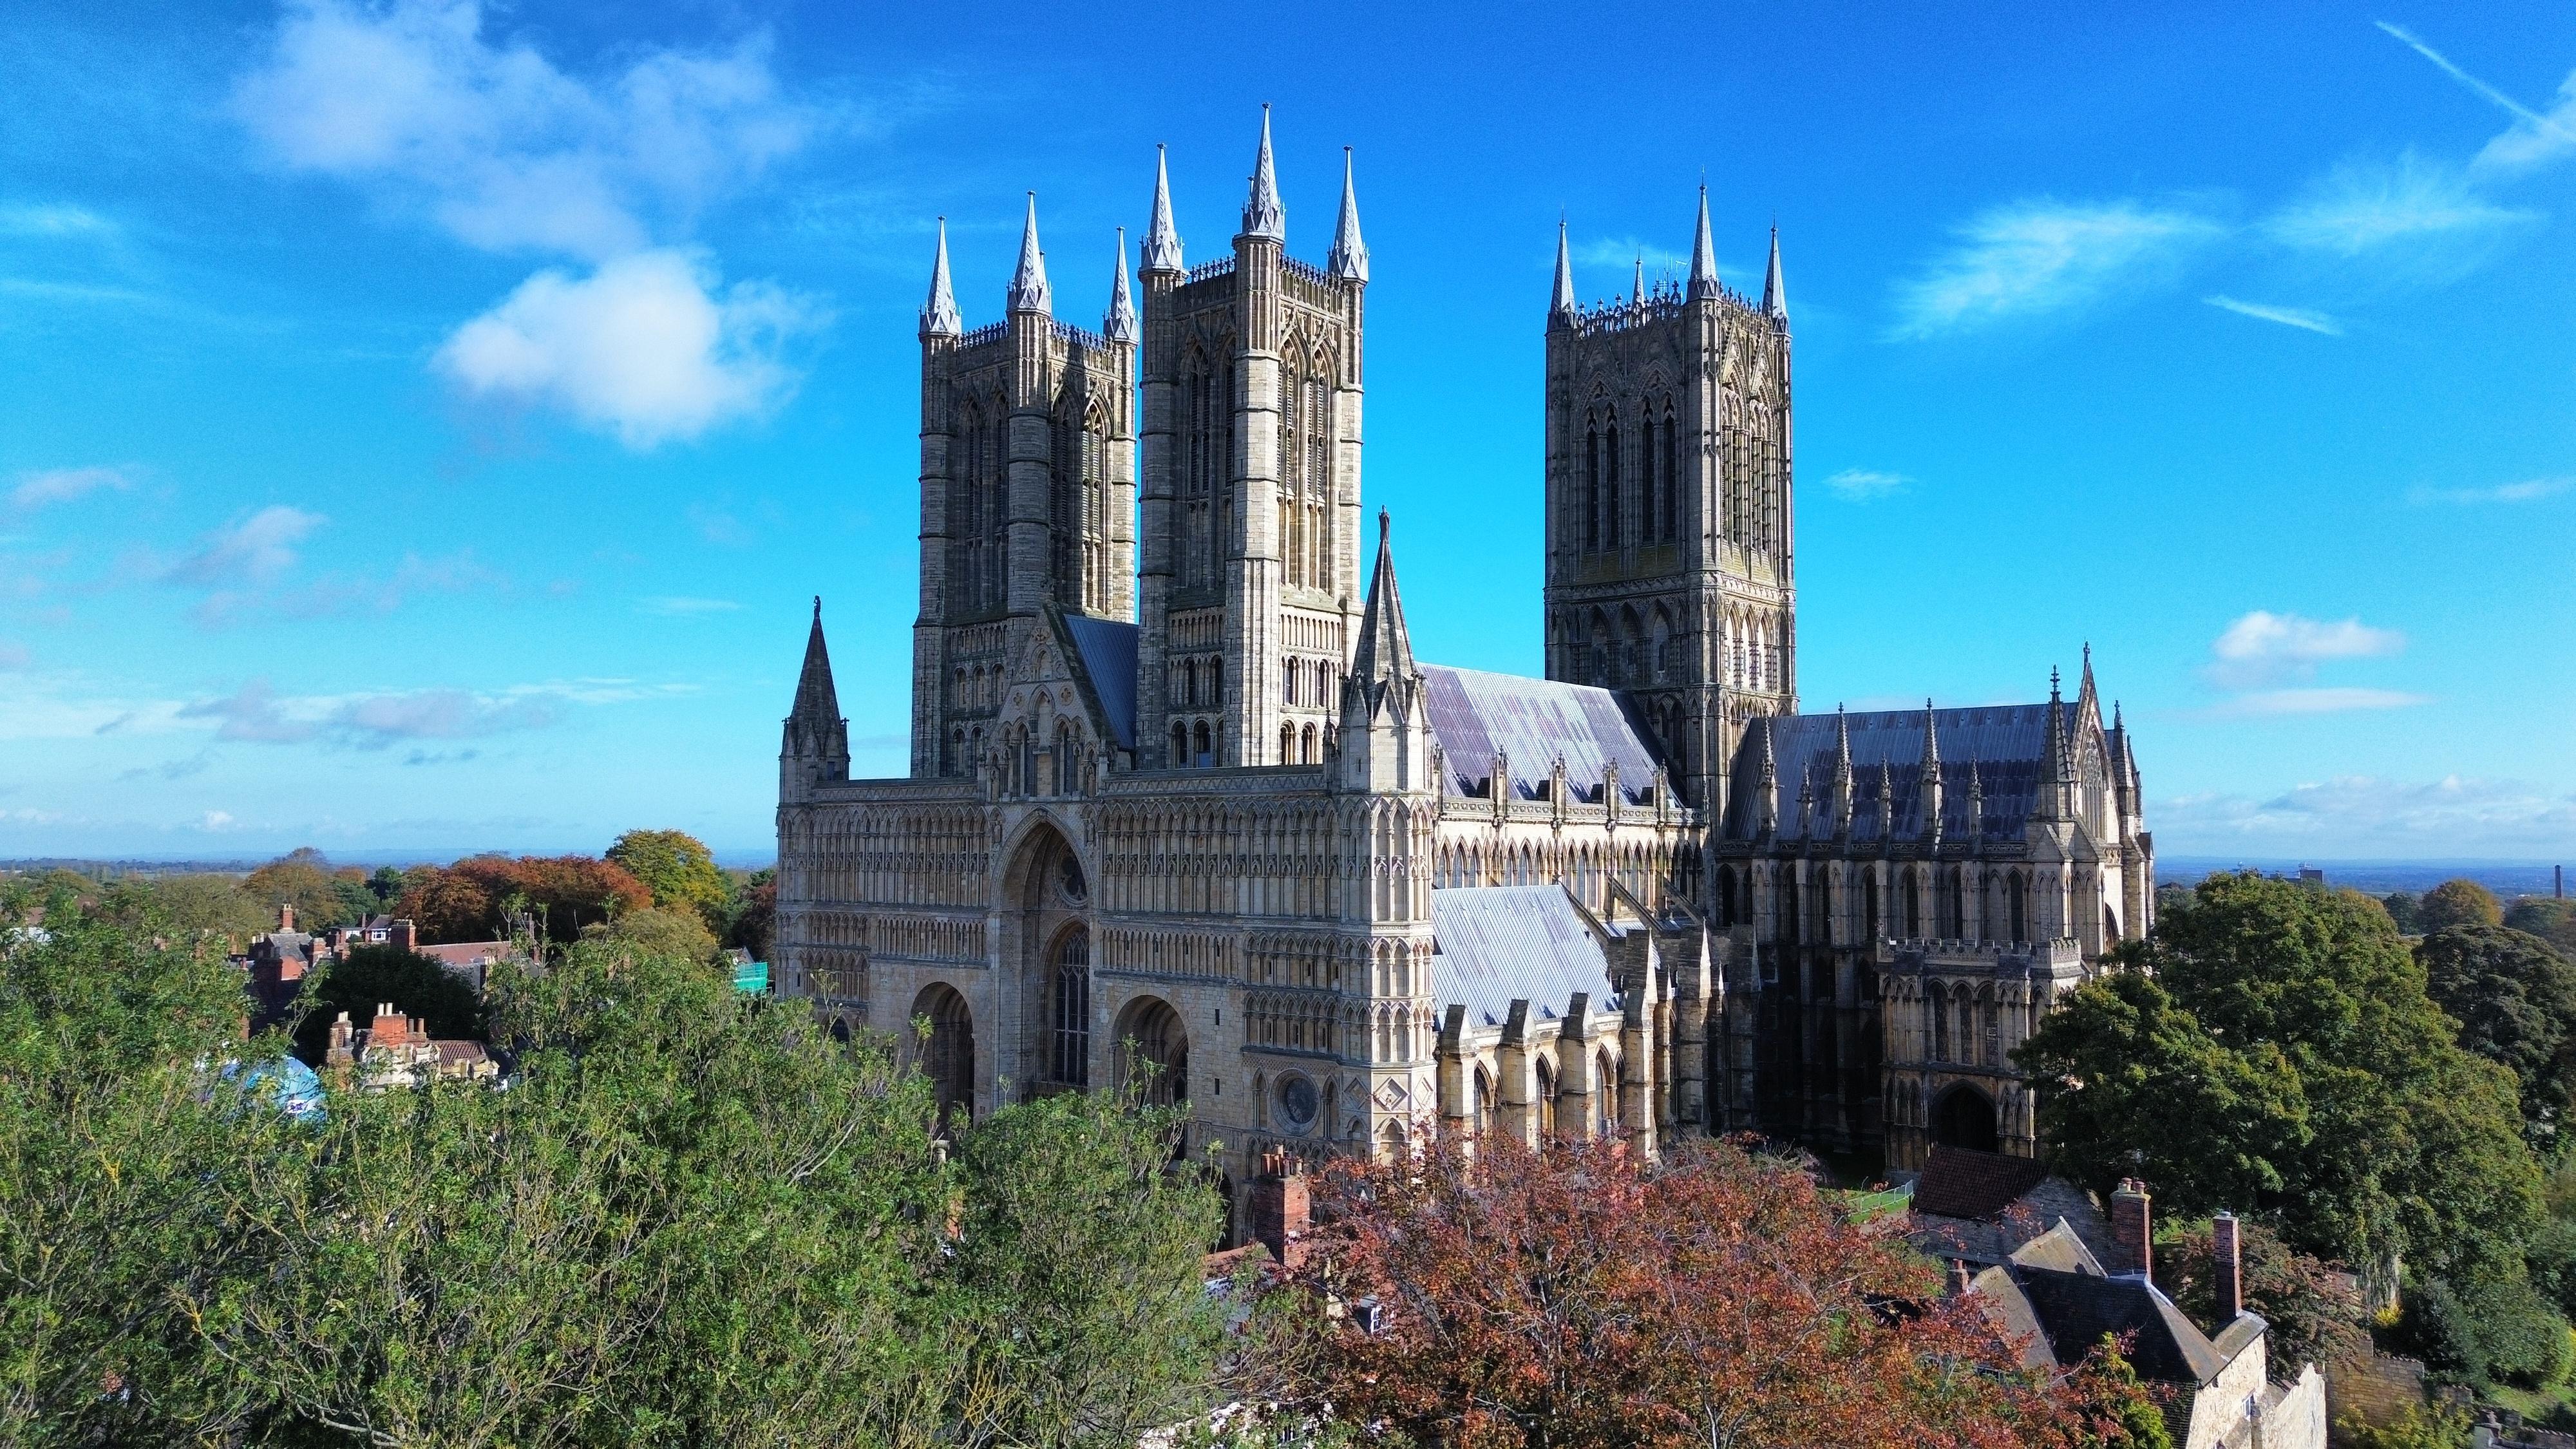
[1271,1132,2135,1449]
[393,855,649,945]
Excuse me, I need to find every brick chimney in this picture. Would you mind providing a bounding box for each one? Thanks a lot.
[1948,1258,1973,1298]
[2213,1212,2244,1321]
[1249,1147,1311,1269]
[388,919,416,953]
[2110,1178,2152,1279]
[278,901,296,932]
[372,1003,411,1048]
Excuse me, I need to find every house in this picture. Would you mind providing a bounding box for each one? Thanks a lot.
[1905,1142,2117,1269]
[1953,1180,2327,1449]
[240,902,322,1033]
[323,1004,498,1090]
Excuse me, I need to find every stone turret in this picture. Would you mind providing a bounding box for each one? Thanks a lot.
[1338,512,1432,795]
[782,598,849,801]
[1327,147,1367,283]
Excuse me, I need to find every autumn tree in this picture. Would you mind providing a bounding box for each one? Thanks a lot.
[728,871,777,960]
[1273,1132,2096,1449]
[605,829,732,934]
[2419,878,2505,933]
[243,847,354,932]
[2155,1218,2369,1372]
[508,853,651,943]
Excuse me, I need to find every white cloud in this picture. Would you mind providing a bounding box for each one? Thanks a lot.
[164,506,325,587]
[2409,477,2571,505]
[1891,200,2223,338]
[0,203,119,241]
[202,811,237,832]
[2208,609,2406,689]
[2205,687,2432,717]
[232,0,812,261]
[1823,468,1910,502]
[10,464,134,509]
[1573,237,1689,274]
[179,678,319,743]
[641,595,744,615]
[2260,151,2535,258]
[2203,296,2342,336]
[2161,773,2576,855]
[180,677,558,748]
[2373,23,2576,176]
[437,249,817,448]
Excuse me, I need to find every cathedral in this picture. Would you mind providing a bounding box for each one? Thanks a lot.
[773,112,2155,1218]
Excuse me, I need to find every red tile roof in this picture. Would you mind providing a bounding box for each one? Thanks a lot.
[1913,1144,2050,1220]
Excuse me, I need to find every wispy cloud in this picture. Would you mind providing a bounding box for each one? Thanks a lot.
[2161,773,2576,853]
[2407,477,2573,506]
[0,203,119,241]
[2206,687,2432,717]
[164,506,325,588]
[1823,468,1911,502]
[1891,199,2224,338]
[156,506,493,629]
[181,678,560,748]
[2208,609,2405,690]
[640,595,744,615]
[2203,296,2342,336]
[10,464,135,510]
[2374,23,2576,176]
[435,249,820,448]
[1573,237,1688,273]
[2260,151,2535,260]
[231,0,818,261]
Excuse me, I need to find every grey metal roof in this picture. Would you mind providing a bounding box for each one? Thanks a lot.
[1721,703,2088,843]
[1430,886,1619,1028]
[1421,665,1666,806]
[1061,615,1140,750]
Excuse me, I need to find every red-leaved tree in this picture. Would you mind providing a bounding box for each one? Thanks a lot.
[1272,1132,2128,1449]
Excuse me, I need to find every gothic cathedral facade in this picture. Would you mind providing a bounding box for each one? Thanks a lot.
[774,114,2155,1217]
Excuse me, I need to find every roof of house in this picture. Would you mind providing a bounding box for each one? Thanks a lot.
[1914,1144,2050,1219]
[1719,703,2098,843]
[1430,885,1619,1029]
[1967,1221,2251,1388]
[1419,665,1666,806]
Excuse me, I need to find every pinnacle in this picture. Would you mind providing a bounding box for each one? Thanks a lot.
[1689,182,1720,301]
[1549,216,1577,321]
[1142,143,1184,274]
[1327,146,1368,282]
[1104,226,1136,342]
[1008,192,1051,314]
[1242,104,1285,242]
[920,217,961,337]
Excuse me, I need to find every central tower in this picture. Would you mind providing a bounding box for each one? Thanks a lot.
[1135,110,1372,769]
[1541,189,1796,820]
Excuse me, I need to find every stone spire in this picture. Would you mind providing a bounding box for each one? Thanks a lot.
[1688,182,1721,301]
[920,216,961,337]
[1918,699,1944,842]
[1761,222,1788,322]
[1633,250,1646,308]
[1754,716,1780,836]
[1967,760,1985,841]
[1549,216,1577,326]
[1103,227,1136,342]
[1007,192,1050,314]
[2036,668,2071,822]
[1142,144,1184,274]
[793,596,840,724]
[1347,509,1417,699]
[1327,146,1367,282]
[1877,757,1897,838]
[1242,105,1285,242]
[782,596,849,786]
[1831,704,1857,837]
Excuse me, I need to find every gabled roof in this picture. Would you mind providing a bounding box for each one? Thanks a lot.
[1431,886,1618,1029]
[1966,1224,2246,1388]
[1061,614,1141,750]
[1421,665,1666,806]
[1721,703,2086,842]
[1914,1144,2050,1219]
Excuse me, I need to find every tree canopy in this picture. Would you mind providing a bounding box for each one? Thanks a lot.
[2419,878,2505,933]
[288,943,487,1065]
[2416,924,2576,1154]
[606,829,733,934]
[394,854,650,945]
[2019,871,2540,1279]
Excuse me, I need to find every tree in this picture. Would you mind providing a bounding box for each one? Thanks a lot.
[2155,1218,2369,1371]
[2065,1338,2172,1449]
[728,872,777,961]
[1274,1131,2088,1449]
[605,829,732,934]
[2506,898,2576,957]
[289,943,486,1065]
[0,893,288,1444]
[365,864,408,909]
[393,856,532,943]
[2336,1405,2470,1449]
[133,872,269,945]
[509,854,651,944]
[2382,892,2424,934]
[588,906,722,967]
[243,847,355,933]
[2417,925,2576,1151]
[2021,873,2541,1280]
[2420,878,2504,933]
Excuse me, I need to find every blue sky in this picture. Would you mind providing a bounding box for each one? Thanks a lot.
[3,0,2573,863]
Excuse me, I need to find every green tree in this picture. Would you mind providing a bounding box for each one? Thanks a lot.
[2337,1404,2470,1449]
[365,864,408,908]
[2070,1336,2174,1449]
[134,872,269,945]
[243,847,355,932]
[2506,898,2576,957]
[2418,925,2576,1151]
[588,905,723,967]
[2420,878,2505,933]
[2022,873,2541,1280]
[605,829,732,934]
[2382,891,2425,934]
[289,943,486,1065]
[0,895,286,1444]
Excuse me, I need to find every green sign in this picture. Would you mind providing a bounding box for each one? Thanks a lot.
[732,960,770,994]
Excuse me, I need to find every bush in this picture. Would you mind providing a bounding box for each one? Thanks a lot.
[2395,1274,2572,1388]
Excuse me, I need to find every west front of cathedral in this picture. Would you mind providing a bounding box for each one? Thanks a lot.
[773,113,2155,1222]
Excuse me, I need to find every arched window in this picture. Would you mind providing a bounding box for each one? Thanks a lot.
[1863,871,1880,942]
[1535,1057,1558,1140]
[2008,873,2027,943]
[1946,868,1967,939]
[1583,421,1602,551]
[1171,722,1189,768]
[1931,983,1951,1061]
[1302,723,1318,763]
[1181,658,1198,708]
[1473,1066,1494,1135]
[1903,869,1921,937]
[1716,866,1738,927]
[1659,405,1679,542]
[1051,927,1091,1086]
[1193,720,1213,768]
[1597,1049,1619,1135]
[1602,410,1621,548]
[1280,723,1296,763]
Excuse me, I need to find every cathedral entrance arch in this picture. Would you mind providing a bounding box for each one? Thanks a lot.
[1929,1082,1998,1153]
[999,817,1092,1097]
[1113,994,1189,1106]
[912,983,975,1125]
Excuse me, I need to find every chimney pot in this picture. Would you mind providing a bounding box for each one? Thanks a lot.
[2213,1212,2244,1322]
